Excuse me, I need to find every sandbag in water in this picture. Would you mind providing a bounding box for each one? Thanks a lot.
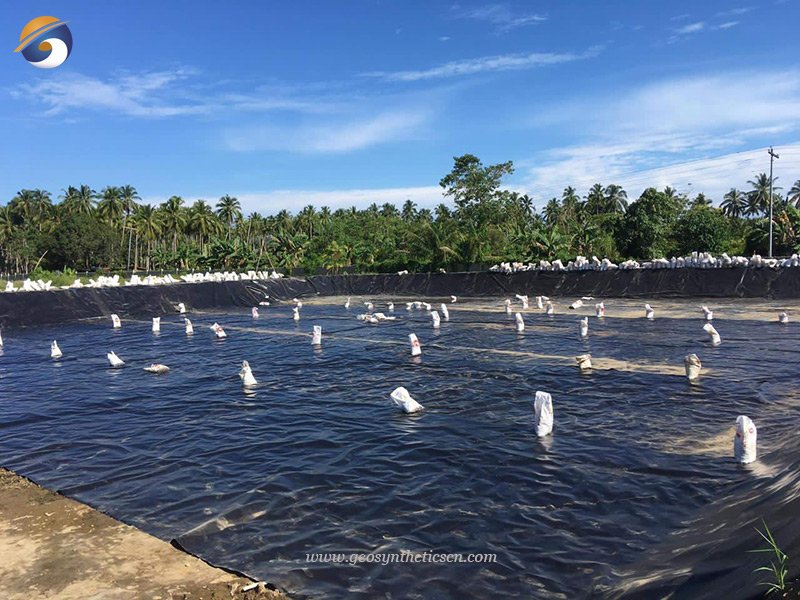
[570,299,584,310]
[177,302,186,314]
[210,323,227,339]
[432,311,441,329]
[293,307,300,321]
[579,317,589,338]
[409,333,422,356]
[645,304,654,320]
[239,360,257,387]
[576,353,592,371]
[50,340,62,359]
[779,312,789,324]
[252,307,259,318]
[703,322,721,345]
[111,314,121,329]
[107,351,125,368]
[440,303,449,321]
[391,386,423,414]
[516,294,529,309]
[388,303,395,312]
[451,295,457,303]
[144,363,170,374]
[185,318,194,335]
[734,415,757,464]
[595,302,605,318]
[684,353,702,380]
[345,297,351,309]
[533,391,554,437]
[701,305,713,321]
[515,312,525,333]
[536,296,544,309]
[152,317,160,333]
[545,301,554,316]
[312,325,322,346]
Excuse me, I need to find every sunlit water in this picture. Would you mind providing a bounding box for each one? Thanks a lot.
[1,296,799,599]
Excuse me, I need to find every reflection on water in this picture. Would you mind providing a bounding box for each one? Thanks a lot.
[0,296,798,599]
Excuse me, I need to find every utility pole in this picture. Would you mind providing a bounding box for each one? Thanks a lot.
[768,147,780,258]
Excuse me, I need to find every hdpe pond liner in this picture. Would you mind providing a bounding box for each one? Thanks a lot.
[1,297,800,599]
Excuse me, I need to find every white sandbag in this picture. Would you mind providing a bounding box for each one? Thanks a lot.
[107,351,125,367]
[431,311,441,329]
[545,301,554,316]
[703,322,721,345]
[409,333,422,356]
[440,303,449,321]
[451,295,457,303]
[388,303,394,312]
[292,307,300,321]
[152,317,160,333]
[111,314,121,329]
[185,318,194,335]
[595,302,605,318]
[533,391,554,437]
[312,325,322,346]
[516,294,529,309]
[0,330,3,347]
[515,312,525,332]
[344,297,351,309]
[779,312,789,324]
[210,323,227,338]
[684,353,702,380]
[252,307,259,318]
[177,302,186,314]
[505,301,512,315]
[365,302,374,311]
[50,340,62,359]
[391,386,423,413]
[144,363,170,374]
[576,353,592,371]
[645,304,654,320]
[536,296,544,309]
[701,305,713,321]
[570,299,584,310]
[239,360,257,387]
[579,317,588,338]
[423,302,432,311]
[734,415,757,464]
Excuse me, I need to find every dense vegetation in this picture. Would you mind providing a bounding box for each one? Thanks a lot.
[2,155,799,275]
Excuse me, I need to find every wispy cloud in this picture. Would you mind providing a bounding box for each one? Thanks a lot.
[716,6,754,17]
[222,108,431,153]
[457,4,547,32]
[10,68,342,118]
[675,21,705,35]
[363,46,601,82]
[717,21,741,29]
[523,70,800,201]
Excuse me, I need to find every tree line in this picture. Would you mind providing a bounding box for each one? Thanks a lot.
[2,154,800,275]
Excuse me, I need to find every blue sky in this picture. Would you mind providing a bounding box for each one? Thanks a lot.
[2,0,799,214]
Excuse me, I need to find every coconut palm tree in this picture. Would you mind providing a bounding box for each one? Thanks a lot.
[721,188,747,218]
[61,184,96,215]
[604,184,628,213]
[216,194,242,236]
[188,200,221,252]
[159,196,187,254]
[788,179,800,207]
[133,205,162,270]
[97,186,123,226]
[584,184,605,215]
[747,173,781,216]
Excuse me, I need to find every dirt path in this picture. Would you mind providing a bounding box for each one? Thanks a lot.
[0,468,289,600]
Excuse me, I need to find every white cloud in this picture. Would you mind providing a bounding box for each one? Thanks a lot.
[142,186,445,214]
[458,4,547,32]
[363,46,601,82]
[675,21,705,34]
[716,21,740,29]
[222,108,431,153]
[522,70,800,202]
[716,6,753,16]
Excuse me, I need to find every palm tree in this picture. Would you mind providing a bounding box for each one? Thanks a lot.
[747,173,781,216]
[401,200,417,221]
[543,198,560,225]
[61,184,96,215]
[118,185,141,268]
[159,196,187,253]
[721,188,747,218]
[584,184,605,215]
[133,205,162,270]
[216,194,242,236]
[188,200,221,252]
[604,184,628,213]
[97,186,123,226]
[788,179,800,207]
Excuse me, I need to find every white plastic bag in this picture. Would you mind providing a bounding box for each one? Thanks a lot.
[645,304,654,320]
[177,302,186,314]
[703,322,721,345]
[111,314,121,328]
[50,340,62,359]
[431,311,441,329]
[185,318,194,335]
[312,325,322,346]
[595,302,605,318]
[534,391,554,437]
[252,307,259,318]
[684,353,701,380]
[545,301,554,316]
[701,305,713,321]
[210,323,227,338]
[391,386,423,413]
[515,312,525,332]
[293,307,300,321]
[409,333,422,356]
[579,317,588,338]
[152,317,160,333]
[576,353,592,371]
[440,303,449,321]
[734,415,757,463]
[107,351,125,367]
[779,312,789,324]
[239,360,257,387]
